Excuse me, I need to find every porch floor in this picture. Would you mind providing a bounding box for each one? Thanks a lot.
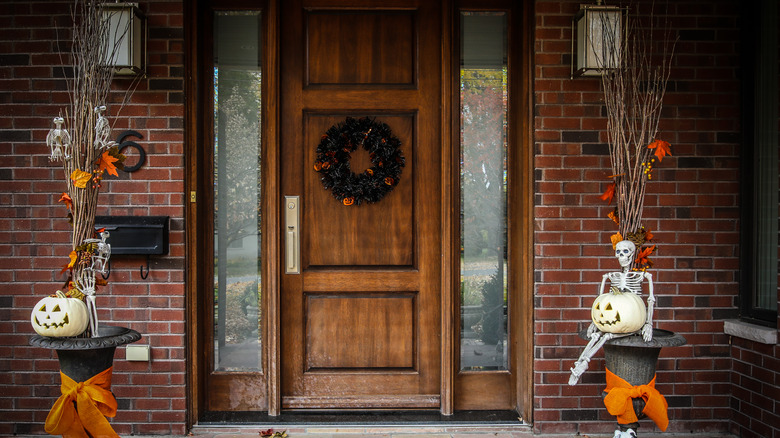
[180,427,736,438]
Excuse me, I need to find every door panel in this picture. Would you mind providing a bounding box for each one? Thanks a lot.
[305,293,416,369]
[303,113,415,267]
[306,11,416,86]
[280,0,441,409]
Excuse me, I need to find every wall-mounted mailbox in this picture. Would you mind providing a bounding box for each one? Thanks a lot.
[95,215,169,255]
[94,216,169,278]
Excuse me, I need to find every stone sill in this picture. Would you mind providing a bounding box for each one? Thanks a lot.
[724,319,778,345]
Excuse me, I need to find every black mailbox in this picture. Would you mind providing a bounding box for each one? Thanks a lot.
[94,216,169,255]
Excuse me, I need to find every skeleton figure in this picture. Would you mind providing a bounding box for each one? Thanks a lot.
[46,117,71,161]
[83,231,111,276]
[568,240,655,386]
[93,105,113,150]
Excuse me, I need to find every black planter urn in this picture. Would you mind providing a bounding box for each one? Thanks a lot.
[30,326,141,436]
[601,328,686,436]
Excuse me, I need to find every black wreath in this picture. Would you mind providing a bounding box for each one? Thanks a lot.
[314,117,405,206]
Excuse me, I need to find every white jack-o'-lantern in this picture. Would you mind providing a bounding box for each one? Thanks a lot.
[591,288,647,334]
[31,291,89,337]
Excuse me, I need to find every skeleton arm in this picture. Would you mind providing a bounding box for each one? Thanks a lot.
[642,272,654,341]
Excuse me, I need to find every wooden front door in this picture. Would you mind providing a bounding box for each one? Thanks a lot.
[279,0,442,409]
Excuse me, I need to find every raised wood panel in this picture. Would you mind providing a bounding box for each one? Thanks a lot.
[305,293,416,369]
[306,10,416,86]
[304,113,415,267]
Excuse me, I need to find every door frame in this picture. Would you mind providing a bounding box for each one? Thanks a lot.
[184,0,534,424]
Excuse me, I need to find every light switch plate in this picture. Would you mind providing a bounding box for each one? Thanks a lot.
[126,345,150,362]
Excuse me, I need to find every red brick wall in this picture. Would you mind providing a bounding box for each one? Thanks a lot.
[533,0,746,435]
[0,1,186,435]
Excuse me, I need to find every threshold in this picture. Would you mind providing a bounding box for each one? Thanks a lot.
[197,410,523,426]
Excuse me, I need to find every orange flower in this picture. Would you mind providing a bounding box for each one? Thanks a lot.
[384,177,394,185]
[600,182,616,204]
[314,161,322,171]
[365,168,374,176]
[648,139,672,162]
[342,197,354,206]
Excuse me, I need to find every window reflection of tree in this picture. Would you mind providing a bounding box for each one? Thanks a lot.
[214,68,263,370]
[460,67,508,370]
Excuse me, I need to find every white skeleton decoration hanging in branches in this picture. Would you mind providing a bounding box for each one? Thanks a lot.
[47,117,72,161]
[568,240,655,386]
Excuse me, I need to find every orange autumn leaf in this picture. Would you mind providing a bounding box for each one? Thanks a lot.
[58,192,73,211]
[610,233,623,249]
[644,228,654,242]
[608,210,619,225]
[634,245,656,266]
[97,150,120,177]
[60,250,78,274]
[600,182,616,204]
[648,139,672,162]
[70,169,92,188]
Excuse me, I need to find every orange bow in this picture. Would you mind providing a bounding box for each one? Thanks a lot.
[45,366,119,438]
[603,367,669,431]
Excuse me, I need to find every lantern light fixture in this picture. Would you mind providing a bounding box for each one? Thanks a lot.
[102,2,146,75]
[571,1,624,78]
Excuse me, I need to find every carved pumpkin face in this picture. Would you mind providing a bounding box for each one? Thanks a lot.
[591,290,646,334]
[31,291,89,337]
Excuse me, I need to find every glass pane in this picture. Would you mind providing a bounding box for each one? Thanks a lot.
[459,11,508,371]
[213,11,263,371]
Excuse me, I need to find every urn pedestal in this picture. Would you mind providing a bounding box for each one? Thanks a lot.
[30,325,141,436]
[583,328,686,435]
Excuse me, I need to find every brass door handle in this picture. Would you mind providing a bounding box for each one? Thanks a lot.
[285,196,300,274]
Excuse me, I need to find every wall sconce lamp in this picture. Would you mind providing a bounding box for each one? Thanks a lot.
[571,2,624,78]
[102,2,146,75]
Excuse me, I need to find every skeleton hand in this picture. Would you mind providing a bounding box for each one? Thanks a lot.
[642,322,653,342]
[586,322,599,337]
[78,269,96,296]
[568,358,589,386]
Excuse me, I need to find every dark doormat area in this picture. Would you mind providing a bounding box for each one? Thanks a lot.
[198,410,522,426]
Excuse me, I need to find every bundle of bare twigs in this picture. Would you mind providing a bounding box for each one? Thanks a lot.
[598,3,677,241]
[54,0,136,287]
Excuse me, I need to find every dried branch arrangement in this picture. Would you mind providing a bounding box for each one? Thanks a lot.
[41,0,137,337]
[596,3,677,270]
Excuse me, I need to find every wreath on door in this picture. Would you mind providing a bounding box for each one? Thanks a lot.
[314,117,405,206]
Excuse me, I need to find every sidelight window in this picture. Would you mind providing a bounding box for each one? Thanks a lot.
[212,11,263,371]
[459,11,508,371]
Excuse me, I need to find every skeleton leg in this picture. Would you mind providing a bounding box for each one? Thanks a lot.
[569,330,616,385]
[613,428,637,438]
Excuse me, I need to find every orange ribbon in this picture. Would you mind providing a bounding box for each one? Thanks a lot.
[603,367,669,432]
[45,366,119,438]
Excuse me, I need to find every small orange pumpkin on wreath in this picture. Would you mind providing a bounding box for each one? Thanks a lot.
[314,117,405,206]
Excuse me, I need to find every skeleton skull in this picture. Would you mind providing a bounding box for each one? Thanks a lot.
[615,240,636,269]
